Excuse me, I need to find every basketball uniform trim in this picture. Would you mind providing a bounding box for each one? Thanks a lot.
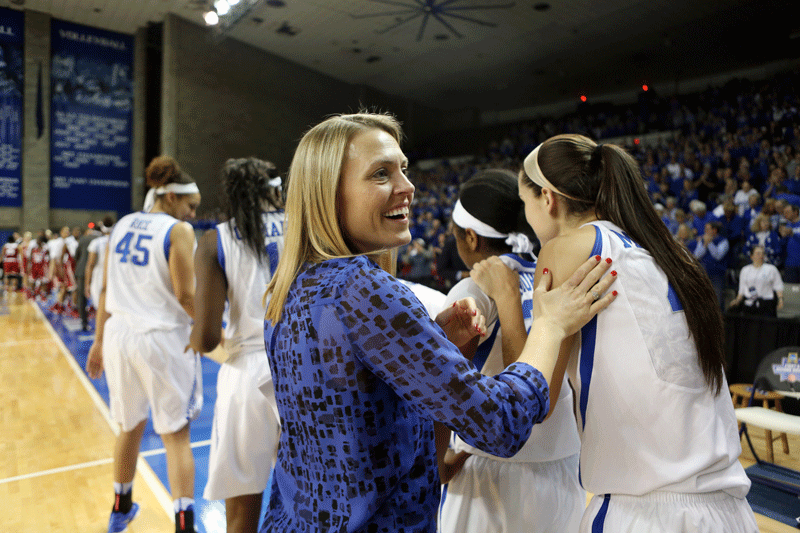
[578,226,604,432]
[163,221,177,261]
[472,321,500,372]
[186,355,200,421]
[592,494,611,533]
[216,229,226,274]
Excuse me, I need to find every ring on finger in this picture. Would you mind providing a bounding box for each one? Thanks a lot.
[591,290,601,301]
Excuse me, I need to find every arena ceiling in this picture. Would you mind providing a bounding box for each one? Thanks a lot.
[7,0,800,112]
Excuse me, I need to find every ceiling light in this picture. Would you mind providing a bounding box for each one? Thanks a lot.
[214,0,230,16]
[229,0,241,4]
[204,10,219,25]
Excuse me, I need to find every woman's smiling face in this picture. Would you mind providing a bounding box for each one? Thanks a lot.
[338,128,414,254]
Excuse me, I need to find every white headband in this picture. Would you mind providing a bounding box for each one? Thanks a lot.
[452,200,506,238]
[523,144,582,202]
[268,176,282,188]
[452,199,535,255]
[143,182,200,212]
[154,182,200,195]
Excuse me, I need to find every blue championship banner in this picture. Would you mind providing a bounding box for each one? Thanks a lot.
[0,8,23,207]
[50,19,133,212]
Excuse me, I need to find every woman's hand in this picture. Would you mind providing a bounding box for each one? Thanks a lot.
[435,297,486,349]
[471,256,520,304]
[533,256,618,339]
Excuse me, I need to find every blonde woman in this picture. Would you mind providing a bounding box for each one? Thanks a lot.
[261,112,617,532]
[744,213,782,268]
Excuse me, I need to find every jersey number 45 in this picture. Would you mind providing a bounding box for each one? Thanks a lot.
[115,231,153,266]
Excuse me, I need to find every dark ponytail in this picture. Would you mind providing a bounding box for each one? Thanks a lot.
[222,157,283,263]
[530,134,725,394]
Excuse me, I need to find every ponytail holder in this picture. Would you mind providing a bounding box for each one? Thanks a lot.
[505,232,534,255]
[268,176,282,188]
[589,143,605,174]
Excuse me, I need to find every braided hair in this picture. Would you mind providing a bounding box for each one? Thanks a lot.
[221,157,283,263]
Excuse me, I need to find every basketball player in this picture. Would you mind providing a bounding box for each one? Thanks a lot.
[189,157,284,532]
[2,235,21,295]
[86,155,202,533]
[478,135,757,532]
[438,169,584,533]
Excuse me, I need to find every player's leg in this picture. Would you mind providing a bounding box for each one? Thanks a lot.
[162,424,196,533]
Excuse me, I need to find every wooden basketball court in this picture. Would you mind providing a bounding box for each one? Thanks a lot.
[1,294,798,532]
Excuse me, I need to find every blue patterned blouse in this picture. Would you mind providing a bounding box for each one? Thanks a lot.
[262,255,549,532]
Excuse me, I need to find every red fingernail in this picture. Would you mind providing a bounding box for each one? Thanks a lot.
[452,302,457,307]
[473,309,478,316]
[542,267,549,275]
[605,258,612,264]
[611,270,617,276]
[594,255,601,261]
[612,290,618,296]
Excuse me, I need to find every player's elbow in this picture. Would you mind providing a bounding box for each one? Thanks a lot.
[198,331,220,353]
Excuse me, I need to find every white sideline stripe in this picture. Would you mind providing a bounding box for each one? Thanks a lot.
[0,338,47,347]
[140,439,212,458]
[0,457,113,484]
[0,441,212,485]
[31,302,175,518]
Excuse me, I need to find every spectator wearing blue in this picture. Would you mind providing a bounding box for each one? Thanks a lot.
[780,166,800,195]
[689,199,713,237]
[716,199,746,262]
[762,197,781,230]
[742,192,762,230]
[693,221,729,311]
[401,238,435,288]
[779,203,800,282]
[655,203,675,234]
[773,185,800,207]
[678,178,699,213]
[745,214,783,269]
[734,181,759,216]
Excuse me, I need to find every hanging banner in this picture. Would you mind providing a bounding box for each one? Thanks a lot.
[0,8,23,207]
[50,19,133,212]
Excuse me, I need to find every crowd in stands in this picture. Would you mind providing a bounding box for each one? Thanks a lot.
[165,68,800,304]
[391,69,800,308]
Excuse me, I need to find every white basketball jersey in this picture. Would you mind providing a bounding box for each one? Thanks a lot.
[88,234,109,304]
[216,210,285,356]
[445,254,581,463]
[65,235,78,257]
[105,212,193,331]
[47,237,64,261]
[574,221,749,497]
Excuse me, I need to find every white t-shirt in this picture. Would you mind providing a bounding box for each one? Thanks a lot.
[738,263,784,305]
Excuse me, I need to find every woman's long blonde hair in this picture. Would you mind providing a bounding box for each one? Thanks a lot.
[265,112,403,324]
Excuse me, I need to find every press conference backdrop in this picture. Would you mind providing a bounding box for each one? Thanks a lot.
[50,18,132,212]
[0,7,23,208]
